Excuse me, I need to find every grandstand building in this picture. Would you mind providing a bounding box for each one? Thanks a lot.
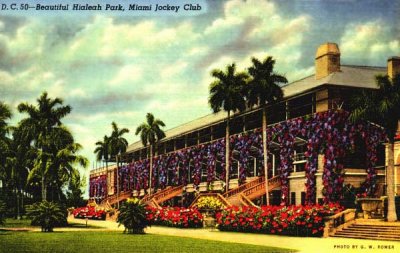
[89,43,400,208]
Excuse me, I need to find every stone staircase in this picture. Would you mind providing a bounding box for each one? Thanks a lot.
[333,222,400,241]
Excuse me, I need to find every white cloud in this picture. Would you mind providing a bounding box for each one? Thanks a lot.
[161,61,188,80]
[109,65,143,86]
[341,21,400,64]
[69,88,88,98]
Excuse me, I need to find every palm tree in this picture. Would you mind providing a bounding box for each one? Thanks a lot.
[18,92,72,201]
[94,135,111,168]
[350,73,400,222]
[109,122,129,159]
[0,101,12,180]
[117,198,149,234]
[135,113,166,194]
[246,56,287,205]
[27,201,67,232]
[108,122,129,203]
[209,63,248,191]
[94,135,111,196]
[0,200,6,225]
[49,140,88,202]
[5,124,36,218]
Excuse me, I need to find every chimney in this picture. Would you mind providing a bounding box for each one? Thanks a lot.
[315,42,341,80]
[387,56,400,79]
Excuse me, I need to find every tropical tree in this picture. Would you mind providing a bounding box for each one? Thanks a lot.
[94,135,111,198]
[48,140,88,202]
[135,113,166,194]
[349,73,400,222]
[117,198,149,234]
[246,56,287,205]
[0,101,12,181]
[65,173,87,208]
[5,124,37,218]
[0,200,6,225]
[209,63,248,191]
[94,135,110,169]
[108,122,129,202]
[27,201,67,232]
[17,92,71,201]
[109,122,129,161]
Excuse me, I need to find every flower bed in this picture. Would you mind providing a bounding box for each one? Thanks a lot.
[146,206,203,228]
[73,206,106,220]
[216,203,342,237]
[196,196,225,211]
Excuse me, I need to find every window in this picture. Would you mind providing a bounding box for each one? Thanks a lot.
[344,135,366,168]
[301,192,306,205]
[288,93,314,118]
[267,102,286,124]
[291,192,296,205]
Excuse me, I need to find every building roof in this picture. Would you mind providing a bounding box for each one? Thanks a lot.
[125,65,386,154]
[126,111,228,153]
[283,65,386,97]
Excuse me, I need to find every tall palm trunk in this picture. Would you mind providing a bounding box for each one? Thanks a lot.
[105,160,109,196]
[41,174,46,201]
[387,141,397,221]
[16,186,20,219]
[116,155,119,209]
[225,111,230,192]
[262,107,270,205]
[149,144,153,195]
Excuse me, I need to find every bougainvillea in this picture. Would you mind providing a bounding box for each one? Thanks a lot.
[93,109,386,205]
[89,175,107,201]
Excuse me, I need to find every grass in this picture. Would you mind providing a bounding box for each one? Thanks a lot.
[2,218,32,228]
[0,231,295,253]
[0,218,102,229]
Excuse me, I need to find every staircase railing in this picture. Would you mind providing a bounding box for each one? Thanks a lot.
[323,209,356,237]
[239,193,257,207]
[103,191,132,206]
[153,185,183,204]
[223,177,264,199]
[241,176,281,200]
[141,186,172,203]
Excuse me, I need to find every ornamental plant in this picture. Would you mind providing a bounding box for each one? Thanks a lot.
[73,206,106,220]
[0,200,6,226]
[117,198,149,234]
[216,203,342,237]
[196,196,225,211]
[146,206,203,228]
[26,201,67,232]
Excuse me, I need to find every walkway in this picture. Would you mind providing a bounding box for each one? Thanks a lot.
[67,216,400,253]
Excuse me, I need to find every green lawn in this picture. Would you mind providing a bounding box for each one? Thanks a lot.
[2,218,32,228]
[0,231,295,253]
[1,218,102,229]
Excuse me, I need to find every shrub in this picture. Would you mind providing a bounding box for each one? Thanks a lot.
[0,200,6,226]
[196,196,224,211]
[146,206,203,228]
[117,198,149,234]
[73,206,106,220]
[216,203,342,237]
[26,201,67,232]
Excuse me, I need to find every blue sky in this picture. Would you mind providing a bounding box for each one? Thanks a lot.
[0,0,399,191]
